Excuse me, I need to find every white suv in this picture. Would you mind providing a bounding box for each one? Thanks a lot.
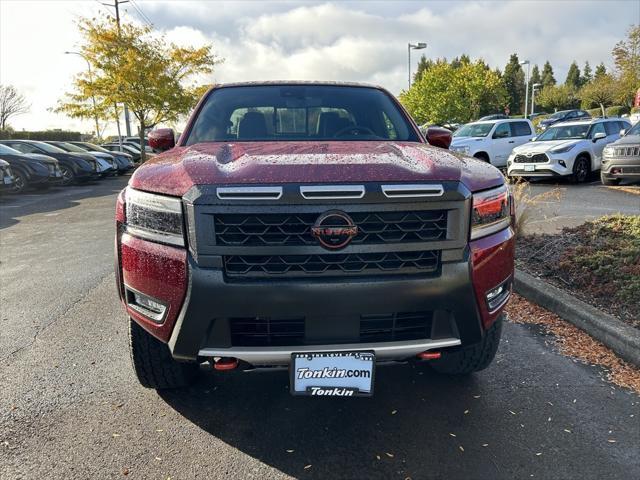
[507,118,630,183]
[449,119,535,167]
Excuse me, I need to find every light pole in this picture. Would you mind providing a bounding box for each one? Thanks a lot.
[408,42,427,89]
[520,60,530,119]
[531,83,542,117]
[65,51,100,138]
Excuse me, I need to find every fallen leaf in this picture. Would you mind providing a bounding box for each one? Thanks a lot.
[449,433,456,437]
[304,464,312,470]
[607,439,617,443]
[535,453,542,456]
[548,417,552,422]
[509,410,517,415]
[156,429,163,432]
[459,446,464,452]
[547,402,553,406]
[376,455,381,460]
[385,452,394,458]
[286,449,295,453]
[112,433,120,438]
[122,467,129,476]
[482,444,489,447]
[391,410,397,415]
[473,395,481,399]
[464,410,470,415]
[155,457,161,461]
[564,429,571,433]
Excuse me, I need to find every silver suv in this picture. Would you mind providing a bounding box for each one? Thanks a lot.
[601,120,640,185]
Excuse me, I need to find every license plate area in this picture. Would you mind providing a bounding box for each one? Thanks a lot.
[290,351,375,397]
[524,165,536,172]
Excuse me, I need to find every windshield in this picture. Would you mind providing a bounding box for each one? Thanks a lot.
[453,123,494,138]
[0,144,21,155]
[626,122,640,136]
[79,142,111,153]
[549,111,569,120]
[185,85,419,144]
[55,142,86,153]
[536,124,589,141]
[32,142,66,153]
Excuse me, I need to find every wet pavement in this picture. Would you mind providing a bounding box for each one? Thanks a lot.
[1,176,638,479]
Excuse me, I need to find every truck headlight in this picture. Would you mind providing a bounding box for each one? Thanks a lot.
[451,145,470,155]
[125,187,185,246]
[470,185,511,240]
[603,146,614,157]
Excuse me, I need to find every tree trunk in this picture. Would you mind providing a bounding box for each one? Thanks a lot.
[139,120,146,163]
[600,103,606,118]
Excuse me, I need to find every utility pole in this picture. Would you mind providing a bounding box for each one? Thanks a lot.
[520,60,530,119]
[102,0,132,137]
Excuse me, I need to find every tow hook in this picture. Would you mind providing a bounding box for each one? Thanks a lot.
[417,351,441,360]
[212,357,239,371]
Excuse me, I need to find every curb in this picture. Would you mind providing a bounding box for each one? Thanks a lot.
[514,269,640,368]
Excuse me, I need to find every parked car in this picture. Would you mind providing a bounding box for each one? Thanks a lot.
[69,141,135,173]
[0,159,15,192]
[538,109,591,131]
[116,81,515,392]
[46,141,116,177]
[0,143,62,192]
[449,118,535,167]
[123,136,152,153]
[601,120,640,185]
[0,140,99,185]
[102,143,143,162]
[507,118,630,183]
[478,114,509,121]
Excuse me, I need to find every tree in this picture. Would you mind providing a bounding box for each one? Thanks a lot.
[537,85,576,112]
[502,54,526,115]
[611,25,640,108]
[578,74,617,116]
[581,61,593,86]
[530,64,541,86]
[413,54,433,83]
[0,85,30,130]
[565,61,581,90]
[400,59,507,124]
[541,61,556,87]
[56,16,221,161]
[594,62,607,80]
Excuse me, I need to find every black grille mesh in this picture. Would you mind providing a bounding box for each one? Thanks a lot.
[224,250,440,277]
[513,153,548,163]
[214,210,447,247]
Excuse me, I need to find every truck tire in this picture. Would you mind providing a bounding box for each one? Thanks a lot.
[430,314,503,375]
[129,319,198,389]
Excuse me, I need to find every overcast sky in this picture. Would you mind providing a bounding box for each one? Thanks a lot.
[1,0,638,135]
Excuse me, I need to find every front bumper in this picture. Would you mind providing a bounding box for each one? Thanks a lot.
[119,227,515,364]
[507,154,571,178]
[601,157,640,180]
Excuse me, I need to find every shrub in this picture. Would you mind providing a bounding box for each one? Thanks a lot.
[587,108,603,117]
[605,105,630,117]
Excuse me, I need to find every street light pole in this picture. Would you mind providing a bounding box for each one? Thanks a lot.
[531,83,542,117]
[520,60,530,119]
[407,42,427,89]
[65,51,100,138]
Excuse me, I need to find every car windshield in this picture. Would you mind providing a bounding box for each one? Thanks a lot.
[79,142,111,153]
[31,142,66,153]
[55,142,86,153]
[536,124,589,141]
[453,123,494,138]
[0,144,22,155]
[626,122,640,136]
[549,111,569,119]
[185,85,419,144]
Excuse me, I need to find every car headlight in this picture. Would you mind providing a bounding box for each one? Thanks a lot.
[451,145,470,155]
[125,187,185,246]
[470,185,512,241]
[550,144,576,154]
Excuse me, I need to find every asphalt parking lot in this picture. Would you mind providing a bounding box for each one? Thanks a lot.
[1,177,639,479]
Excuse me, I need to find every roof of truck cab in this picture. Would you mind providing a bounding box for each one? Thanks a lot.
[210,80,385,90]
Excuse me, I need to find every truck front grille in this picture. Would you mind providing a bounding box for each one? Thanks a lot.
[224,250,440,278]
[513,153,548,163]
[614,146,640,157]
[229,312,432,346]
[214,210,447,247]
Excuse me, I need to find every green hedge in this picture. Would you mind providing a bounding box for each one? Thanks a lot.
[0,130,82,141]
[606,105,630,117]
[587,108,603,117]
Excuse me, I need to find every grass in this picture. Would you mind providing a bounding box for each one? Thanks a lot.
[508,179,563,236]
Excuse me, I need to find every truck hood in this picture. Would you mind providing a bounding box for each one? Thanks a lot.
[130,141,505,197]
[609,134,640,146]
[512,140,577,154]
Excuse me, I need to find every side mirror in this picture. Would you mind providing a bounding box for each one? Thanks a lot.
[592,132,607,142]
[425,126,452,149]
[148,128,176,152]
[619,129,627,137]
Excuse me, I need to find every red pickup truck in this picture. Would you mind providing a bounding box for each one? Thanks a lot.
[115,82,514,396]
